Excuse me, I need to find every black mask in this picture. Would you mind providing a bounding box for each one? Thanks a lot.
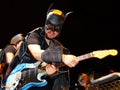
[45,9,65,32]
[45,24,62,32]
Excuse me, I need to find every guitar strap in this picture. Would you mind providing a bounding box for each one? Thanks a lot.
[18,27,39,63]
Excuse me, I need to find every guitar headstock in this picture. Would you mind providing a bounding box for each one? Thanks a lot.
[92,49,118,59]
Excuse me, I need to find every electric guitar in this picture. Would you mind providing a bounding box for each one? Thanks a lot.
[5,49,118,90]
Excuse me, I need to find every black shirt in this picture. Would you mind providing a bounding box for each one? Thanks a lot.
[20,27,67,63]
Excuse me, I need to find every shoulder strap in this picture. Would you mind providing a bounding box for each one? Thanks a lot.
[0,49,5,63]
[20,27,42,63]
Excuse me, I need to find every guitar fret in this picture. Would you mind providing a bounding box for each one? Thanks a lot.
[77,53,93,62]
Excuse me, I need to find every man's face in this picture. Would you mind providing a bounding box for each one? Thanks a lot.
[45,29,60,39]
[44,24,61,39]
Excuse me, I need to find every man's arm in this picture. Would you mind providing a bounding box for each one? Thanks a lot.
[28,44,79,68]
[28,44,44,62]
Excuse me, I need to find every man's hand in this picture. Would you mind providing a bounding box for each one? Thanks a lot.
[62,54,79,67]
[45,64,59,75]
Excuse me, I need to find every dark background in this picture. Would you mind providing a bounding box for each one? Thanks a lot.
[0,0,120,86]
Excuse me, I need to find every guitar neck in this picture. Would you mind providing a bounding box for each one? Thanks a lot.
[77,52,93,62]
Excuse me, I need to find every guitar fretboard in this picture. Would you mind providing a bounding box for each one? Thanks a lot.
[77,53,93,62]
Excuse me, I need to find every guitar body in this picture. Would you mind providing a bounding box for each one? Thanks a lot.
[5,62,48,90]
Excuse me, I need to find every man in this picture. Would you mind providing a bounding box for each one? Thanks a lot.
[0,33,24,88]
[4,33,25,64]
[4,9,79,90]
[0,33,24,75]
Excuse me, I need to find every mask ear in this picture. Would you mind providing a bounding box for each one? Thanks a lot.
[64,11,73,21]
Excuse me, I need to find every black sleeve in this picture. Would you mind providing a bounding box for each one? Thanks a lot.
[41,45,62,63]
[4,45,16,54]
[26,31,41,45]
